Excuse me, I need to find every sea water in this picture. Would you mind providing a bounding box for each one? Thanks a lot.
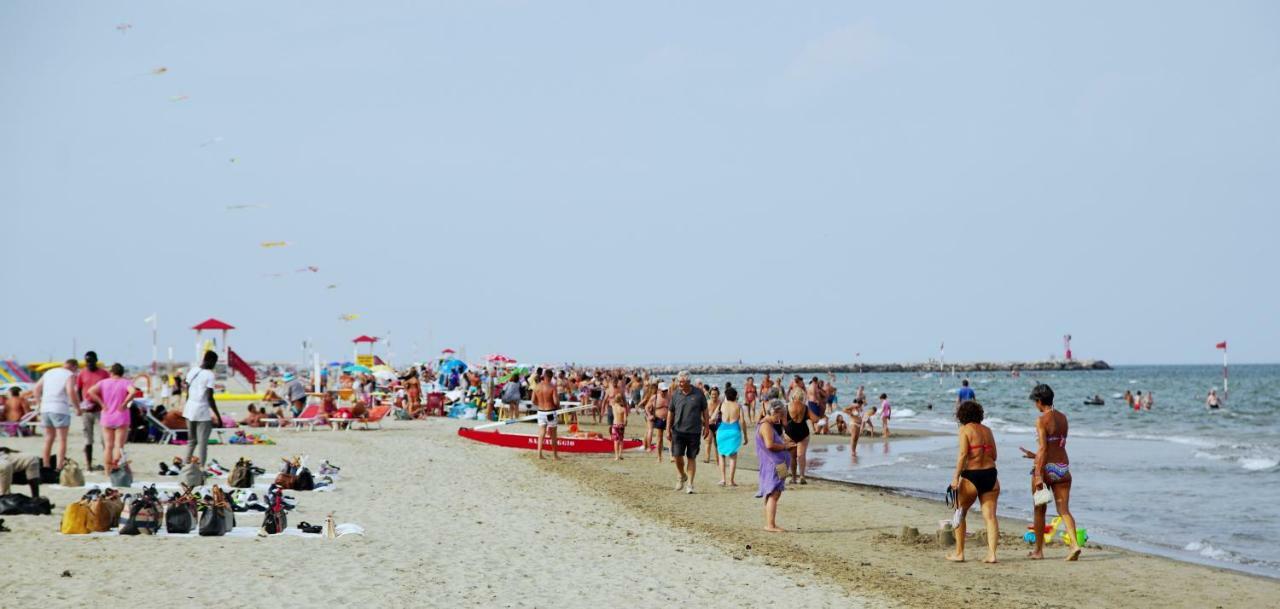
[696,365,1280,578]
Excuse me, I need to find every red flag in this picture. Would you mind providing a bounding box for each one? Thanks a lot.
[227,347,257,389]
[1216,341,1227,350]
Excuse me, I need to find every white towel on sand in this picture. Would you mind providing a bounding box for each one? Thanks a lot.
[63,524,365,539]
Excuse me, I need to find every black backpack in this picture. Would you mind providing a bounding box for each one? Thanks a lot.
[294,468,314,491]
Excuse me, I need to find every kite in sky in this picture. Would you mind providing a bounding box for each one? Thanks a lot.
[151,67,168,75]
[261,272,286,279]
[199,136,224,148]
[170,94,190,102]
[326,284,339,289]
[339,314,359,322]
[296,266,319,273]
[115,23,132,33]
[260,241,289,248]
[229,157,238,163]
[225,204,264,211]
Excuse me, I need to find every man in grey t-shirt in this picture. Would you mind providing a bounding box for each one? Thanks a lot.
[666,371,708,494]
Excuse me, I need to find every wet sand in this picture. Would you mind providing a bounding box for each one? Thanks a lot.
[534,421,1278,609]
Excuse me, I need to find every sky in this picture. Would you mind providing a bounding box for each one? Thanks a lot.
[2,1,1278,367]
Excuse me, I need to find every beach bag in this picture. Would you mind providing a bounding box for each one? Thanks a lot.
[228,458,254,488]
[60,459,85,487]
[198,486,235,536]
[60,501,93,534]
[273,472,295,490]
[1033,484,1054,506]
[119,487,161,535]
[39,464,60,484]
[261,488,288,535]
[89,489,124,532]
[293,468,314,491]
[109,464,133,488]
[164,486,199,534]
[274,457,299,489]
[180,462,204,488]
[0,493,53,515]
[165,500,197,534]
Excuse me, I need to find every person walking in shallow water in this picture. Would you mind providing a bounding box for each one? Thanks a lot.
[1020,383,1082,561]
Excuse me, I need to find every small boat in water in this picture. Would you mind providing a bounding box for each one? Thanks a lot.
[458,427,643,453]
[1083,397,1105,406]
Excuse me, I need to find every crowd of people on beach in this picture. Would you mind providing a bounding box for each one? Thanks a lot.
[443,366,1084,564]
[2,351,1090,565]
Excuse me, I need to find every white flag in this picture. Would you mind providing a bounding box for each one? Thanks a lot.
[143,314,157,325]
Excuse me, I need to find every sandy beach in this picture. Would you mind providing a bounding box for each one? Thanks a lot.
[2,416,1275,608]
[1,416,886,608]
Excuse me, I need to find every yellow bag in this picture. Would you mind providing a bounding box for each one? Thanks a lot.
[61,500,93,535]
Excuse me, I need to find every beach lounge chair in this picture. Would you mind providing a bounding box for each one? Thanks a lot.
[3,411,39,437]
[354,406,390,430]
[145,412,189,445]
[288,404,325,431]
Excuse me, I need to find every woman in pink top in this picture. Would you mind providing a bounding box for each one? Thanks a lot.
[88,363,135,472]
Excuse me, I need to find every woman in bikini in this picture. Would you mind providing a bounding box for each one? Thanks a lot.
[1019,383,1082,561]
[783,394,812,484]
[947,400,1000,564]
[743,377,757,422]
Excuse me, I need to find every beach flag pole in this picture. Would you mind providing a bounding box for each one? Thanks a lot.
[473,402,592,431]
[144,313,158,375]
[1216,341,1228,401]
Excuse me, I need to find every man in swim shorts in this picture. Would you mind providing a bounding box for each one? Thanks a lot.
[806,377,827,433]
[651,382,670,462]
[667,372,707,494]
[610,394,628,461]
[533,370,560,460]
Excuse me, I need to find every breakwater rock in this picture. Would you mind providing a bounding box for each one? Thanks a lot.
[646,360,1111,376]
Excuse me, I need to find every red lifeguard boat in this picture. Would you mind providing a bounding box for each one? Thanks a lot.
[457,427,642,453]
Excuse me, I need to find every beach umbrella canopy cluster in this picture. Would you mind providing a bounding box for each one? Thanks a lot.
[440,359,467,374]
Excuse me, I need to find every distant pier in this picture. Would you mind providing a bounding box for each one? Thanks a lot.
[646,359,1111,376]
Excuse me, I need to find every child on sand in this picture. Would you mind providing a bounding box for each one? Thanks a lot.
[610,394,628,461]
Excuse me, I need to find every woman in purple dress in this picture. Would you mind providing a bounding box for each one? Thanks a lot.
[756,399,796,532]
